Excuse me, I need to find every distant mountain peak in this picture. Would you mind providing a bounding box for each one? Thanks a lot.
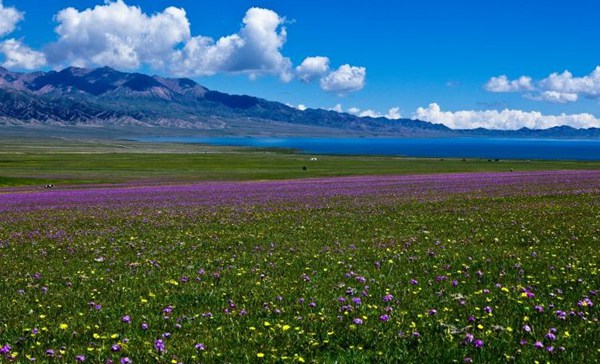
[0,66,596,138]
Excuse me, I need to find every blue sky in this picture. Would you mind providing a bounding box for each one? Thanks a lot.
[2,0,600,129]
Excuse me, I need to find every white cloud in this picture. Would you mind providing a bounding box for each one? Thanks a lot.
[296,56,330,82]
[0,1,365,92]
[526,91,579,103]
[296,104,307,111]
[46,0,190,70]
[0,38,46,69]
[338,105,402,120]
[386,107,402,120]
[330,104,343,113]
[538,67,600,100]
[414,103,600,130]
[320,64,366,95]
[484,75,533,92]
[0,1,22,37]
[171,7,292,81]
[46,3,296,81]
[484,67,600,103]
[0,2,46,69]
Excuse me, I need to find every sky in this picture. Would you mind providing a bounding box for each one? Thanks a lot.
[1,0,600,130]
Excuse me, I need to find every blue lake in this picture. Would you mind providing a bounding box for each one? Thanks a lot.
[137,137,600,161]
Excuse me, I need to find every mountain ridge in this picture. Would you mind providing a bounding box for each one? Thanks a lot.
[0,66,598,138]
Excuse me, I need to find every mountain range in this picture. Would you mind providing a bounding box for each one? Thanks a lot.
[0,66,599,138]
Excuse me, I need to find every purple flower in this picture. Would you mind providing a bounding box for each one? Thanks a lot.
[379,314,390,322]
[45,349,55,357]
[382,294,394,303]
[464,358,473,363]
[141,322,149,330]
[75,355,86,362]
[352,318,364,325]
[474,339,484,348]
[111,344,121,352]
[352,297,362,305]
[534,341,544,349]
[428,309,437,316]
[162,332,171,339]
[121,315,131,324]
[452,280,459,287]
[0,345,11,354]
[410,279,419,285]
[534,305,544,313]
[523,324,531,333]
[546,332,556,341]
[546,346,554,353]
[195,343,205,351]
[483,306,492,314]
[120,358,132,364]
[520,339,528,346]
[154,339,166,354]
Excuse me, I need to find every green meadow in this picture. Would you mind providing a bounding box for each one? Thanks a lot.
[0,137,598,363]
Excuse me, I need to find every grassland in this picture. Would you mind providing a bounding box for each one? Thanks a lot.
[2,136,600,187]
[0,137,599,363]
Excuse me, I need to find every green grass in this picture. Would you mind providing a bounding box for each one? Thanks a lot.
[0,184,598,362]
[1,136,600,186]
[1,136,599,362]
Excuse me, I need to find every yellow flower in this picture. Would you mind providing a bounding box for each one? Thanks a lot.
[59,323,68,330]
[257,353,265,358]
[282,325,291,331]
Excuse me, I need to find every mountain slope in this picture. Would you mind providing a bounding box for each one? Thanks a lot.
[0,66,454,135]
[0,66,598,138]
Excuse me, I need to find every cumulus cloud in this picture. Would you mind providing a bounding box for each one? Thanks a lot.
[46,0,190,70]
[0,1,366,92]
[526,91,579,103]
[538,67,600,100]
[296,56,330,82]
[0,1,46,69]
[484,67,600,103]
[413,103,600,130]
[386,107,402,120]
[0,39,46,69]
[336,105,402,120]
[330,104,343,113]
[44,2,298,81]
[484,75,533,92]
[171,7,293,81]
[296,56,367,95]
[320,64,366,95]
[0,1,22,37]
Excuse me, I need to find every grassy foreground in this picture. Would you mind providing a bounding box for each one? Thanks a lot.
[1,170,599,363]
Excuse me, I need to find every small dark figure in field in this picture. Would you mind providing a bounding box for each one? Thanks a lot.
[45,184,54,189]
[302,166,307,171]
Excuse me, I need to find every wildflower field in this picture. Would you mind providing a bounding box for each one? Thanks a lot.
[1,162,599,362]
